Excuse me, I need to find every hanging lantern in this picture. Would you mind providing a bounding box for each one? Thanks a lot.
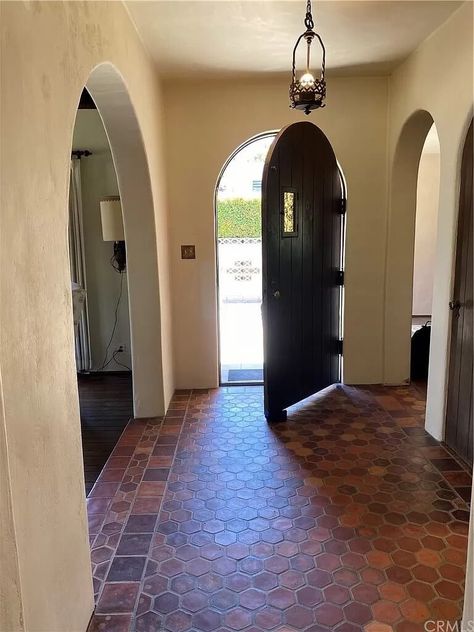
[289,0,326,115]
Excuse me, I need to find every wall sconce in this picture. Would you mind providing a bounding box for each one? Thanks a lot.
[100,196,126,273]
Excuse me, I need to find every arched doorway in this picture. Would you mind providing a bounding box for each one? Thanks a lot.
[66,63,168,605]
[384,110,440,386]
[410,123,440,387]
[70,92,134,494]
[79,63,166,418]
[215,132,276,385]
[215,130,347,388]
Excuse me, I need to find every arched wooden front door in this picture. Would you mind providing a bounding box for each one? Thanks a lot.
[262,122,345,421]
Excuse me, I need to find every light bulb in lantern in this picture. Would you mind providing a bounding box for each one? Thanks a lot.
[300,72,315,87]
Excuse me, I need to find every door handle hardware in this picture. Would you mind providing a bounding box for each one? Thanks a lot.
[449,300,462,311]
[273,290,281,299]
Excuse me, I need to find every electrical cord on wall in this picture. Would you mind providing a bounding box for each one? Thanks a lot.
[112,349,131,371]
[97,271,126,371]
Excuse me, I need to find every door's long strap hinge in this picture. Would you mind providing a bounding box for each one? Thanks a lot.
[336,270,344,286]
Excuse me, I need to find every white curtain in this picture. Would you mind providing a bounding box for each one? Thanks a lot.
[69,157,91,371]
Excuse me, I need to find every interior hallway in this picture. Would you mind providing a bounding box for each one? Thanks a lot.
[87,384,471,632]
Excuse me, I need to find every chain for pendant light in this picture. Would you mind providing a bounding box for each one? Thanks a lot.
[304,0,314,30]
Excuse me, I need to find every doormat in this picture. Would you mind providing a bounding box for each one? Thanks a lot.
[227,369,264,382]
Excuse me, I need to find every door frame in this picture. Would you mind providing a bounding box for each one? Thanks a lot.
[214,130,278,386]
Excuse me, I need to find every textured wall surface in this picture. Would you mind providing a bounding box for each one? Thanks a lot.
[164,75,390,388]
[0,2,172,629]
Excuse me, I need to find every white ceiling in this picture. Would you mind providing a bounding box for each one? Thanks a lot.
[125,1,462,78]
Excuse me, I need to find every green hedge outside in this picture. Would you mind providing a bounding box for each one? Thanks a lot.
[217,198,261,238]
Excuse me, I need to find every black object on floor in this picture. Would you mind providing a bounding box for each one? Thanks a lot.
[78,372,133,495]
[411,321,431,381]
[227,369,264,382]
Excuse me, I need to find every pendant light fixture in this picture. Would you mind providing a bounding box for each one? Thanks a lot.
[289,0,326,115]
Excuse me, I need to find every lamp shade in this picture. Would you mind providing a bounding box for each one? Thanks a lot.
[100,197,124,241]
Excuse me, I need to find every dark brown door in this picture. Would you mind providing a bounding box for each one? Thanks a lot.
[262,122,344,421]
[445,120,473,466]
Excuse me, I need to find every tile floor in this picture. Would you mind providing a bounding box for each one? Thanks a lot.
[87,384,471,632]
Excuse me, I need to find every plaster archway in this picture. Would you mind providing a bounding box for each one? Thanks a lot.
[74,62,166,417]
[384,110,437,384]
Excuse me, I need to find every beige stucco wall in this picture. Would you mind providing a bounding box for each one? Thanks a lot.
[384,1,473,440]
[0,369,24,631]
[164,75,389,388]
[384,8,473,620]
[0,2,173,630]
[412,150,440,316]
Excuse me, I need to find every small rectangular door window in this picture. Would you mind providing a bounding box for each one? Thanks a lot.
[282,189,297,237]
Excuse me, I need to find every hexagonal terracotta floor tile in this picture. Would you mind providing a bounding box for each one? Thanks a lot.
[87,385,470,632]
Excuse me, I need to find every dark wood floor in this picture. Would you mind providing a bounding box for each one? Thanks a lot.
[78,372,133,495]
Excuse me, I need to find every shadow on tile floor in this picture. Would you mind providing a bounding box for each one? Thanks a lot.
[87,383,471,632]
